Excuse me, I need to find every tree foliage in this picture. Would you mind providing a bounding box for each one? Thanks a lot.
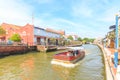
[0,27,6,35]
[82,37,95,43]
[67,35,73,40]
[89,39,95,43]
[10,33,21,42]
[77,37,82,41]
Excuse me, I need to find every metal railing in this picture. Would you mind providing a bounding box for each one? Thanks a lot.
[0,41,27,46]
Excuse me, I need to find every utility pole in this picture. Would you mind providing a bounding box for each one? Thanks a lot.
[32,13,34,25]
[114,14,119,68]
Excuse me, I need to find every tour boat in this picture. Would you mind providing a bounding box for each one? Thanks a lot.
[51,47,85,67]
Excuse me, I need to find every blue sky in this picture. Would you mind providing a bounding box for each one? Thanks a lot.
[0,0,120,38]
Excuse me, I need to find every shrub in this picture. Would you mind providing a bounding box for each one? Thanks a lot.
[10,33,21,42]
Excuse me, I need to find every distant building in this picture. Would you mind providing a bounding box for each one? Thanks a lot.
[71,35,79,40]
[94,37,103,44]
[64,34,79,41]
[0,23,65,45]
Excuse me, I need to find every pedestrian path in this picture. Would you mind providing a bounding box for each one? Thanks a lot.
[103,48,114,80]
[116,65,120,80]
[104,47,120,80]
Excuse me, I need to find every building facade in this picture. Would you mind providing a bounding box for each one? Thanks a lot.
[34,27,64,45]
[0,23,65,46]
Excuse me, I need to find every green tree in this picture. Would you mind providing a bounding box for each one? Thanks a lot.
[77,37,82,41]
[0,27,6,35]
[10,33,21,42]
[89,38,95,43]
[83,38,89,42]
[82,38,95,43]
[67,35,73,40]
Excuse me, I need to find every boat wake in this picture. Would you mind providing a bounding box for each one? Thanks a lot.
[51,57,84,68]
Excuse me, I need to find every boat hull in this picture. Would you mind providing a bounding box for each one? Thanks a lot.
[51,50,85,68]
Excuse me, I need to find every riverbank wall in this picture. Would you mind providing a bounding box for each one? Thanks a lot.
[0,44,82,56]
[0,46,36,56]
[97,44,114,80]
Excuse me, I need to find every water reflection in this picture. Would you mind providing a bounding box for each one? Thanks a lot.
[52,65,74,80]
[20,56,34,80]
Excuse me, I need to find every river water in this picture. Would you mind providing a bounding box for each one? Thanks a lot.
[0,44,105,80]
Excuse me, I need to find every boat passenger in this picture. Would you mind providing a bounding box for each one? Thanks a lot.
[74,51,77,56]
[72,50,75,56]
[67,50,73,56]
[76,50,79,55]
[73,50,78,56]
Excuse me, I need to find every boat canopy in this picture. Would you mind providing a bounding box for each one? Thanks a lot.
[66,46,84,50]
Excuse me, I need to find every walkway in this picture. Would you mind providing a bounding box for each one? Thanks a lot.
[101,45,120,80]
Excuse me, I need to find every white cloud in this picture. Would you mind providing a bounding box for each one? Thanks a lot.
[54,18,82,27]
[96,7,118,23]
[0,0,118,38]
[33,17,95,37]
[0,0,33,26]
[36,18,102,38]
[51,18,94,34]
[72,6,92,17]
[72,0,93,18]
[34,0,54,4]
[101,0,110,4]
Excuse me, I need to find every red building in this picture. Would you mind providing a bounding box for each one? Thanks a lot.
[0,23,65,46]
[1,23,34,45]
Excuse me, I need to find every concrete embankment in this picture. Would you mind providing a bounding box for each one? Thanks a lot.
[97,44,114,80]
[0,46,36,56]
